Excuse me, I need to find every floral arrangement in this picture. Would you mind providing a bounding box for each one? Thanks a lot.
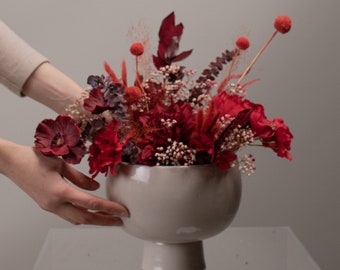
[34,12,293,178]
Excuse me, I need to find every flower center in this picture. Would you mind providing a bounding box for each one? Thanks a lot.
[52,133,64,146]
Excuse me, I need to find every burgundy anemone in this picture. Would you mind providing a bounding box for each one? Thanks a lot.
[34,115,86,164]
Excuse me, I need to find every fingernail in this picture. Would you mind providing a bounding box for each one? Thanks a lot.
[89,181,100,189]
[118,211,129,218]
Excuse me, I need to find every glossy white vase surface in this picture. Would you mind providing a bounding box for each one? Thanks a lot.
[107,164,242,270]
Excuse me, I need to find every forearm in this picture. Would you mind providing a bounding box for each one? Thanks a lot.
[0,138,22,177]
[22,62,84,114]
[0,20,83,114]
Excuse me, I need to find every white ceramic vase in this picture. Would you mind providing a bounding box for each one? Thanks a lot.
[106,164,242,270]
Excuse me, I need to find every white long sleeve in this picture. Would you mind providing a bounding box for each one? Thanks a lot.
[0,20,48,95]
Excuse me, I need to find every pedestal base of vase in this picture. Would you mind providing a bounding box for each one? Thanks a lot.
[142,241,205,270]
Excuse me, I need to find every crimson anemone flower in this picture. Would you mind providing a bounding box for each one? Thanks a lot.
[34,115,86,164]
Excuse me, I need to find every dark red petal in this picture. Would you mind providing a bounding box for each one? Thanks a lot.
[50,145,70,156]
[63,141,86,164]
[56,115,81,146]
[34,119,61,152]
[159,12,176,39]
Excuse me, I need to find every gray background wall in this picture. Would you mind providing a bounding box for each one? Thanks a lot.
[0,0,338,269]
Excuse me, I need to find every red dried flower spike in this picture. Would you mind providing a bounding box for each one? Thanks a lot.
[130,42,144,56]
[236,37,250,50]
[274,15,292,34]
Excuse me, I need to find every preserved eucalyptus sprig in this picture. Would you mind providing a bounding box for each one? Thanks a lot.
[197,49,239,83]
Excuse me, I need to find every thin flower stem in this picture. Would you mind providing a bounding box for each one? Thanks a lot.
[133,56,150,111]
[226,51,238,83]
[135,56,139,73]
[236,30,278,86]
[217,49,239,93]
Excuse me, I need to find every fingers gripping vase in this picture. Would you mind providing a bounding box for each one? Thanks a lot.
[106,164,242,270]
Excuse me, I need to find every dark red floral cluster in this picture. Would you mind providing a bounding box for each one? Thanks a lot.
[34,12,293,178]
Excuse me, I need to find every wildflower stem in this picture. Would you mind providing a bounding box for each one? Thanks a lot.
[135,56,139,73]
[236,30,278,86]
[217,49,239,93]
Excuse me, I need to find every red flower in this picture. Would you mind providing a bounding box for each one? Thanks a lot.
[189,107,218,159]
[214,150,237,170]
[262,118,293,160]
[34,115,86,164]
[274,15,292,34]
[130,42,144,56]
[211,92,293,161]
[211,91,250,118]
[139,144,155,165]
[88,121,127,177]
[248,103,275,139]
[247,105,293,160]
[236,36,250,50]
[136,101,196,165]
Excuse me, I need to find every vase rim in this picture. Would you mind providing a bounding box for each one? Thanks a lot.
[119,162,223,169]
[116,163,240,173]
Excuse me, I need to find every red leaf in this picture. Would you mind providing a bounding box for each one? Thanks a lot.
[153,12,192,68]
[121,60,127,87]
[104,61,119,83]
[172,49,193,63]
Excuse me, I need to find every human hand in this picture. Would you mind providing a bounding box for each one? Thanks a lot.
[0,139,128,225]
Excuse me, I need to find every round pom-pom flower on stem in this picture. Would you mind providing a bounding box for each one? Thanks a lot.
[217,36,250,93]
[129,42,145,89]
[130,42,144,56]
[274,15,292,34]
[236,37,250,50]
[128,42,149,110]
[236,15,292,86]
[130,42,144,73]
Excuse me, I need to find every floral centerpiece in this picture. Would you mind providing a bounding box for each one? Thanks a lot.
[34,12,293,178]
